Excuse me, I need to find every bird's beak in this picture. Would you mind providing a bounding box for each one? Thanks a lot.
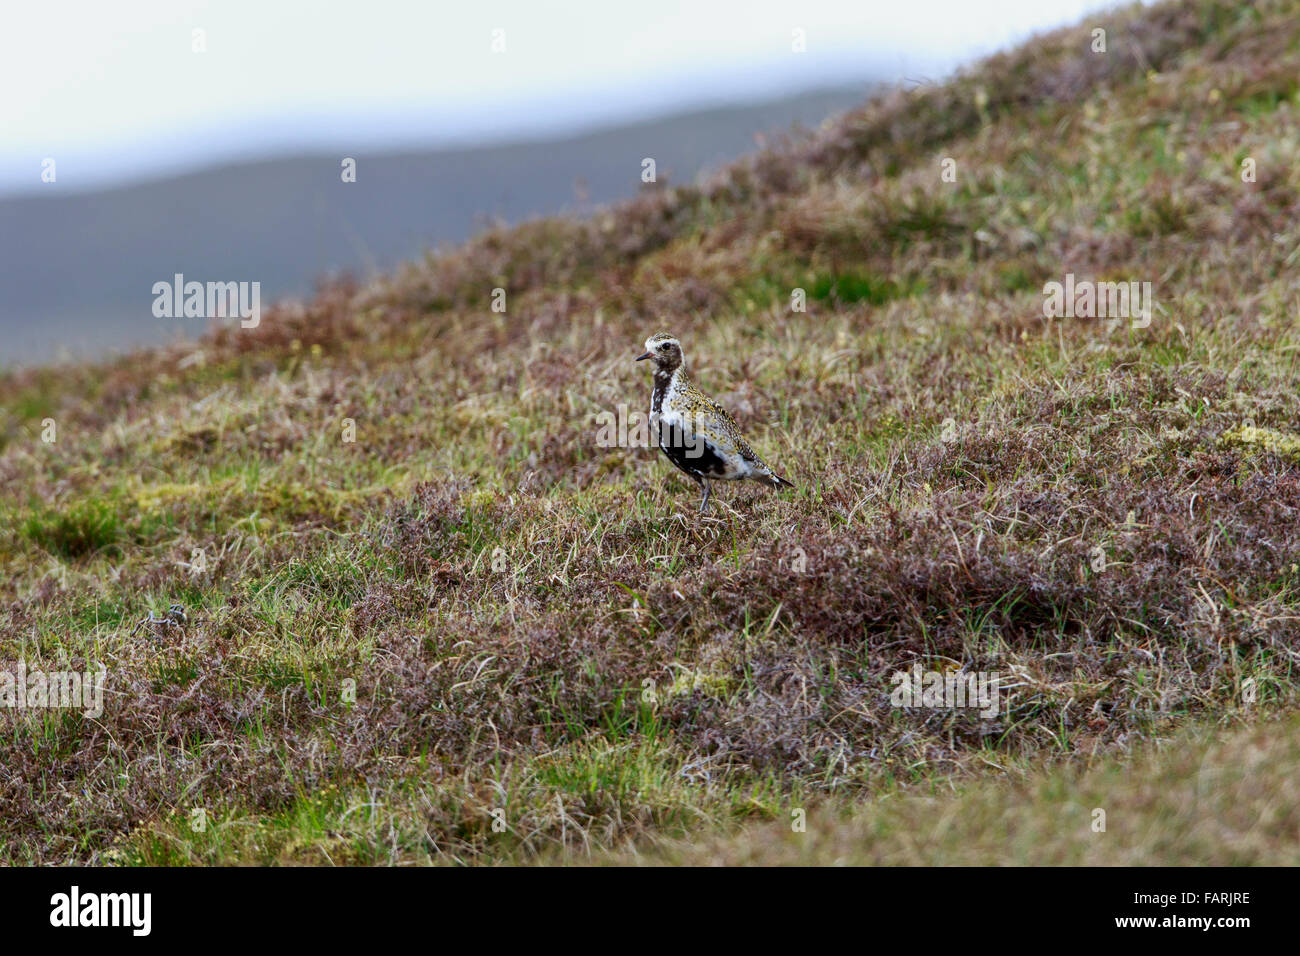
[635,352,652,362]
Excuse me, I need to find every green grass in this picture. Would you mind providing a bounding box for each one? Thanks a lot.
[806,270,924,306]
[22,499,125,559]
[598,714,1300,866]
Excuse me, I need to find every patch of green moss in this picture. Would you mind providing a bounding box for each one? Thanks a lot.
[807,271,924,306]
[1219,424,1300,463]
[22,499,124,559]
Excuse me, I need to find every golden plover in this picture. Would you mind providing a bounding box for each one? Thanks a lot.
[636,331,792,513]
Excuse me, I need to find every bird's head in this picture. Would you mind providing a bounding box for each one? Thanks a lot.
[636,332,684,372]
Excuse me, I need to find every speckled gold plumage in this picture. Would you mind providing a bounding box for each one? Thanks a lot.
[670,374,764,465]
[639,331,791,512]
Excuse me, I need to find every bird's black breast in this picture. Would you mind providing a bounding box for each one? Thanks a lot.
[651,373,671,415]
[658,424,728,479]
[651,370,728,479]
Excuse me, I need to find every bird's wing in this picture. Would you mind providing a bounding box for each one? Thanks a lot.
[687,399,762,463]
[710,399,768,461]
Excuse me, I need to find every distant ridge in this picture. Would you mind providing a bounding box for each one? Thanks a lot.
[0,86,873,366]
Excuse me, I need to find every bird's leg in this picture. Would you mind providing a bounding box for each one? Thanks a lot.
[698,477,711,514]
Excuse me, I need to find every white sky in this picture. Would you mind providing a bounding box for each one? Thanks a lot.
[2,0,1136,193]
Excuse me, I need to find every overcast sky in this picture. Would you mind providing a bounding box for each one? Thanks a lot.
[3,0,1140,195]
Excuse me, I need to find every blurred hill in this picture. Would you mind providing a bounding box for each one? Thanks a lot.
[0,87,871,366]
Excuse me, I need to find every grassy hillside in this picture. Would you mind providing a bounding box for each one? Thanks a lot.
[600,714,1300,865]
[2,0,1299,864]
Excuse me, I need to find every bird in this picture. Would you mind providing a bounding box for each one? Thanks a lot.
[636,331,793,513]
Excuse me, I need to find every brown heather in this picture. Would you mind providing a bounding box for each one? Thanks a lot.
[2,0,1300,864]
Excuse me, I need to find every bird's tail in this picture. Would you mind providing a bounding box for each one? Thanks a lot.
[756,470,794,489]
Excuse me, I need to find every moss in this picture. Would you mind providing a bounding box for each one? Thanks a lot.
[21,499,122,559]
[1219,424,1300,463]
[806,271,923,306]
[666,666,736,701]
